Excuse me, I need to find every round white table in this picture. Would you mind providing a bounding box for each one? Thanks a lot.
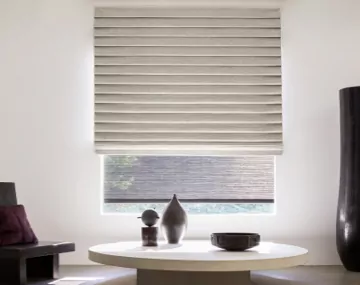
[89,241,308,285]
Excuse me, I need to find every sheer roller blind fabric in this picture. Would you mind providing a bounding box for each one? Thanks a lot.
[104,156,274,203]
[94,8,282,156]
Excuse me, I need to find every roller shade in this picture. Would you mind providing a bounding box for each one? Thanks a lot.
[94,8,282,156]
[104,156,274,203]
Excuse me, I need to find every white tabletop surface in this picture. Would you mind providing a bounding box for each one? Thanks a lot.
[89,240,308,272]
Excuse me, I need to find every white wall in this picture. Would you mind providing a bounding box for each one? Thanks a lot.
[1,0,360,265]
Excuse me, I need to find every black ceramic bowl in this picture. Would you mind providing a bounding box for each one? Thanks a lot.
[211,233,260,251]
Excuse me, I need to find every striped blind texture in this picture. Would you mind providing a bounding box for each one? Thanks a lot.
[94,8,282,156]
[104,156,274,203]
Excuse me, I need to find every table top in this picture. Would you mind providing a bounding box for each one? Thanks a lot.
[89,241,308,272]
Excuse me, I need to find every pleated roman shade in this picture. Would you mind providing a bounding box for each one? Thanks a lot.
[94,8,282,156]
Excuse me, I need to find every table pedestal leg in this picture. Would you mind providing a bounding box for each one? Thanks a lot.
[137,269,254,285]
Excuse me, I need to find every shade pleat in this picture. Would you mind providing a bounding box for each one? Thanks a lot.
[94,7,282,156]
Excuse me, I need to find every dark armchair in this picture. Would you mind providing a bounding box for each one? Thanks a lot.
[0,182,75,285]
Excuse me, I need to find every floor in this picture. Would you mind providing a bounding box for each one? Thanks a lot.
[27,265,360,285]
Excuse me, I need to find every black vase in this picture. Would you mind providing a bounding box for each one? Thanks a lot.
[337,86,360,272]
[160,194,187,244]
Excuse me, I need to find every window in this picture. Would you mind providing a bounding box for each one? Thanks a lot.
[103,155,274,214]
[94,8,282,213]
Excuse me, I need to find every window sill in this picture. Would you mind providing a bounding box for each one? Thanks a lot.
[102,203,274,215]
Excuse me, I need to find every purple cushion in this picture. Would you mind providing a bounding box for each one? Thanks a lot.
[0,205,38,246]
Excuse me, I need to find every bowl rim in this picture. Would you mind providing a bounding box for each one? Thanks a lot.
[211,232,260,236]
